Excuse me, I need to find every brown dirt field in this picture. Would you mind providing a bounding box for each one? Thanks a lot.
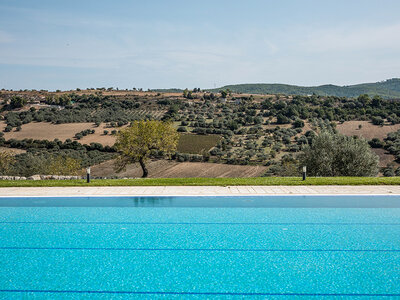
[263,121,313,135]
[336,121,400,140]
[2,122,96,141]
[372,148,399,168]
[91,159,268,178]
[264,123,291,130]
[1,122,125,146]
[56,90,182,98]
[0,147,26,155]
[79,123,128,146]
[14,104,52,112]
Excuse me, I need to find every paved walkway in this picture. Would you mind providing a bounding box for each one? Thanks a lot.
[1,185,400,196]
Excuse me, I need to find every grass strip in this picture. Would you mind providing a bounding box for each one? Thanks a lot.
[0,177,400,187]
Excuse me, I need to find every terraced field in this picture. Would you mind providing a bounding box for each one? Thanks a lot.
[91,159,268,178]
[177,134,221,154]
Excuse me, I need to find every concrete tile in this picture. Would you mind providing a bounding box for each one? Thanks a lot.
[1,185,400,197]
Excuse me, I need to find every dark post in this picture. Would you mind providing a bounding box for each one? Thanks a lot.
[86,167,91,183]
[302,166,307,181]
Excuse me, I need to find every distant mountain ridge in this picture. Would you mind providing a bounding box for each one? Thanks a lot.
[213,78,400,99]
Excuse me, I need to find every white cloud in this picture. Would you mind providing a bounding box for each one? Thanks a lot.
[1,3,399,90]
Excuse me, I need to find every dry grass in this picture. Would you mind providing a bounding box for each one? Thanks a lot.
[91,159,267,178]
[0,147,26,155]
[336,121,400,140]
[0,121,126,146]
[263,121,313,132]
[2,122,95,141]
[335,121,400,168]
[372,148,399,167]
[79,123,128,146]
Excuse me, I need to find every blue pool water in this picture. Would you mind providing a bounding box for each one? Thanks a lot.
[0,196,399,299]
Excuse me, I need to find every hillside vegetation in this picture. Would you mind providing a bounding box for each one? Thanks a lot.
[2,87,400,177]
[215,78,400,99]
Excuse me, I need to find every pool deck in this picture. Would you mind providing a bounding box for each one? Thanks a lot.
[1,185,400,196]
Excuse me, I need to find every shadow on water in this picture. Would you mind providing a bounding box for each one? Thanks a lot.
[0,196,174,207]
[0,196,400,208]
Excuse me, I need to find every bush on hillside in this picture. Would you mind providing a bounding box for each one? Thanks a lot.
[299,131,379,176]
[372,116,384,126]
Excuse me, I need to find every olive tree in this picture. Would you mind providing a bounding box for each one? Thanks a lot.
[9,96,27,109]
[114,120,179,178]
[0,151,15,175]
[299,131,379,176]
[46,156,82,175]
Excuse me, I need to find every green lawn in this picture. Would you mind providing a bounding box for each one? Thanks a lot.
[0,177,400,187]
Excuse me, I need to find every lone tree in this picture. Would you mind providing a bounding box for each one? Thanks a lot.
[114,120,179,178]
[299,131,379,176]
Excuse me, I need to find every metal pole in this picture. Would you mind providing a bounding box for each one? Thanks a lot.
[86,167,91,183]
[302,166,307,181]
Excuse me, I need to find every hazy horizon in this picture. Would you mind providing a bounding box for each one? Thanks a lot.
[1,0,400,90]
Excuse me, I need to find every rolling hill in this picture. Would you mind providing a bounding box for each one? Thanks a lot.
[213,78,400,99]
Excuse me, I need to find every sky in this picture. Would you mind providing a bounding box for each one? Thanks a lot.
[0,0,400,91]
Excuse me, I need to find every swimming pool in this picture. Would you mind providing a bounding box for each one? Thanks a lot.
[0,195,399,298]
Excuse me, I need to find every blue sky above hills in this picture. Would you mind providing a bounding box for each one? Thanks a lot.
[1,0,400,90]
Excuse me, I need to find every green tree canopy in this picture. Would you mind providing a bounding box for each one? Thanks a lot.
[114,120,179,177]
[220,90,228,98]
[0,151,15,175]
[46,155,82,175]
[299,131,379,176]
[9,96,27,109]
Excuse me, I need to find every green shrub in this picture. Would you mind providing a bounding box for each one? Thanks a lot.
[177,126,188,132]
[293,119,305,128]
[372,116,384,126]
[369,138,384,148]
[382,166,395,177]
[300,131,379,176]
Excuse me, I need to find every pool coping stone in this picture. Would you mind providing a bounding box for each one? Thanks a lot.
[1,185,400,196]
